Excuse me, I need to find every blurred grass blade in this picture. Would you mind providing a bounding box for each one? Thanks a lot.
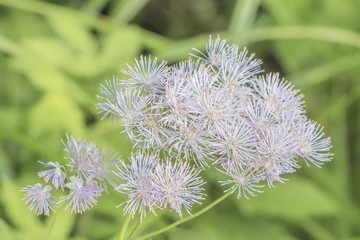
[82,0,109,14]
[0,0,107,31]
[298,217,336,240]
[0,0,65,17]
[47,11,96,55]
[229,0,261,31]
[0,35,31,59]
[318,83,360,123]
[157,26,360,62]
[290,52,360,89]
[0,123,63,163]
[110,0,150,23]
[1,177,45,235]
[330,81,351,238]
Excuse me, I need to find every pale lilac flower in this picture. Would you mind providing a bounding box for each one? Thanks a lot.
[38,161,66,190]
[255,123,301,187]
[191,35,230,67]
[97,80,150,137]
[63,134,120,189]
[187,64,216,96]
[152,160,206,218]
[296,119,333,167]
[91,145,119,191]
[218,162,264,199]
[121,56,168,95]
[21,183,57,216]
[60,176,102,214]
[245,99,277,130]
[173,59,202,77]
[63,134,94,180]
[114,151,159,220]
[188,87,232,128]
[131,107,170,150]
[253,73,305,121]
[167,123,210,167]
[256,123,299,163]
[161,75,192,126]
[225,46,263,79]
[209,120,256,164]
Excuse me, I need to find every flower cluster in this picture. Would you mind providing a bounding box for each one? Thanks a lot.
[98,36,333,200]
[22,134,119,215]
[22,135,205,219]
[114,151,205,221]
[23,36,333,221]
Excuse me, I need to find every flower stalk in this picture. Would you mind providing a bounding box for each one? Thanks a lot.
[134,191,232,240]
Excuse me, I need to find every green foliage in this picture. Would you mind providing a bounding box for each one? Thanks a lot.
[0,0,360,239]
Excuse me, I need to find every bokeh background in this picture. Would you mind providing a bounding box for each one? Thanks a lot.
[1,0,360,239]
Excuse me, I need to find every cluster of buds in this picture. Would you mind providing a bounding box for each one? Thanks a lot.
[22,36,332,220]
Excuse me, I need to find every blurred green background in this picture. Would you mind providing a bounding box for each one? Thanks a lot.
[1,0,360,239]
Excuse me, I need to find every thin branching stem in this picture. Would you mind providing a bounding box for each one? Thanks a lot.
[119,214,132,240]
[46,202,65,240]
[133,191,232,240]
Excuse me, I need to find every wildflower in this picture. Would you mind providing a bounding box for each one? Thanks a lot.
[152,160,206,218]
[296,119,333,167]
[63,134,94,180]
[254,123,301,187]
[97,80,150,137]
[245,99,276,130]
[209,120,256,164]
[63,134,120,189]
[121,56,168,95]
[21,183,57,216]
[252,73,305,121]
[188,86,233,128]
[38,161,66,190]
[91,145,119,191]
[191,35,230,67]
[114,151,159,220]
[60,176,102,214]
[167,123,210,167]
[131,107,170,150]
[218,162,264,199]
[97,35,333,200]
[161,74,192,126]
[256,123,299,163]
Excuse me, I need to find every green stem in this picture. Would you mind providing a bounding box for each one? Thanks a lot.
[126,219,140,240]
[119,215,132,240]
[133,191,232,240]
[46,203,65,240]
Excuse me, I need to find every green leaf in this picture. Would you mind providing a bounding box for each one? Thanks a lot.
[0,218,16,240]
[87,217,118,239]
[179,201,296,240]
[169,228,217,240]
[9,60,90,105]
[0,177,45,236]
[46,11,95,55]
[98,26,141,72]
[20,37,72,68]
[237,177,338,219]
[262,0,314,23]
[29,91,85,137]
[45,207,76,239]
[0,146,12,178]
[229,0,260,31]
[110,0,150,23]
